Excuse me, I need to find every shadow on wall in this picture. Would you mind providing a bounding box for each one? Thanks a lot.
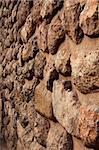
[95,137,99,150]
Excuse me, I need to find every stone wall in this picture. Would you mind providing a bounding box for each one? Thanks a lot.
[0,0,99,150]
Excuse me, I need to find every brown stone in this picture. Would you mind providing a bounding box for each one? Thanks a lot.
[34,113,50,147]
[1,0,99,149]
[55,39,71,76]
[72,50,99,94]
[44,54,59,92]
[52,80,80,134]
[61,0,84,44]
[34,80,53,119]
[75,105,99,148]
[21,36,39,62]
[80,0,99,38]
[17,0,32,28]
[17,120,34,149]
[21,14,36,43]
[31,0,43,25]
[47,121,73,150]
[37,22,48,52]
[48,13,65,54]
[22,59,34,80]
[34,52,46,79]
[41,0,64,21]
[30,140,46,150]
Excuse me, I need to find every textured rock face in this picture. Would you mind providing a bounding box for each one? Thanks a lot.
[48,13,65,54]
[52,80,80,134]
[72,50,99,94]
[34,80,53,119]
[47,121,73,150]
[79,0,99,38]
[0,0,99,150]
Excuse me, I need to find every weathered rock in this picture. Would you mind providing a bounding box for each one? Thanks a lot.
[34,52,46,79]
[61,0,84,44]
[22,77,39,103]
[3,101,18,150]
[48,13,65,54]
[17,120,34,149]
[21,59,34,80]
[31,0,43,25]
[76,89,99,107]
[37,22,49,52]
[30,140,46,150]
[80,0,99,38]
[5,47,13,61]
[34,113,50,147]
[1,0,99,149]
[3,76,14,92]
[4,29,14,47]
[75,105,99,148]
[52,80,80,134]
[21,36,39,62]
[19,115,29,128]
[41,0,64,21]
[52,80,99,148]
[14,92,37,129]
[34,80,53,119]
[72,50,99,94]
[17,0,33,28]
[0,64,3,77]
[11,2,18,24]
[47,121,73,150]
[20,14,36,43]
[44,55,59,92]
[55,39,71,76]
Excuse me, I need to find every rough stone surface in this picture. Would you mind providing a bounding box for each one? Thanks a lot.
[34,52,46,79]
[72,50,99,94]
[55,39,71,76]
[20,14,36,43]
[40,0,64,21]
[37,22,49,52]
[34,113,50,147]
[0,0,99,150]
[80,0,99,38]
[52,80,80,134]
[75,105,99,148]
[61,0,84,44]
[47,121,73,150]
[34,80,53,119]
[48,13,65,54]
